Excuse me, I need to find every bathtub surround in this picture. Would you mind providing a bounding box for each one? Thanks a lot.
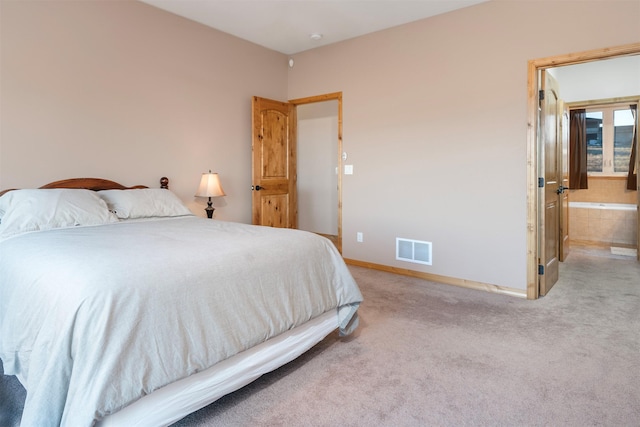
[569,203,638,248]
[568,176,638,249]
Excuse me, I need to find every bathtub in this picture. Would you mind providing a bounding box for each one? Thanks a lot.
[568,202,638,246]
[569,202,637,211]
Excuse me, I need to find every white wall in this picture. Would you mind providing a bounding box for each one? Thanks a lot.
[288,0,640,291]
[552,55,640,102]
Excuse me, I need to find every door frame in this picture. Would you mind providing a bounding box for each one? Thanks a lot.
[526,42,640,299]
[289,92,343,252]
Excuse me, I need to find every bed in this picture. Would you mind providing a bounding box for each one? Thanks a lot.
[0,177,362,426]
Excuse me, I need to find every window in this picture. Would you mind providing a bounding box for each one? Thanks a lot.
[585,104,635,176]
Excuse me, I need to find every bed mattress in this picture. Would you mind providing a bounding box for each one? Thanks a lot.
[0,216,362,426]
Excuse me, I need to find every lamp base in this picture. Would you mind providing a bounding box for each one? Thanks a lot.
[205,199,215,219]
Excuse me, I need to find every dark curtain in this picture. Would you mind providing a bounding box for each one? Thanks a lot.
[569,109,588,189]
[627,105,637,191]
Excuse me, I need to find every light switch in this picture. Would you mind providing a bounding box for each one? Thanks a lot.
[344,164,354,175]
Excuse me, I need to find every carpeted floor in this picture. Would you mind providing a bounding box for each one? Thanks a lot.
[2,245,639,426]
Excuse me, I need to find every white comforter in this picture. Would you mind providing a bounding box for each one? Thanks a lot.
[0,217,362,426]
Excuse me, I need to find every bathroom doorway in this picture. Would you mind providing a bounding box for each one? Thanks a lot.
[526,42,640,299]
[562,99,638,260]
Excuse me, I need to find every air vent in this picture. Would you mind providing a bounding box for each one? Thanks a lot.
[396,238,432,265]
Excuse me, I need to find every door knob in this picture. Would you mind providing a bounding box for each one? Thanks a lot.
[556,185,568,194]
[252,185,263,191]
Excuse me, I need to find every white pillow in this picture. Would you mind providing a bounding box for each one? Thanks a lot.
[0,189,118,238]
[98,189,192,219]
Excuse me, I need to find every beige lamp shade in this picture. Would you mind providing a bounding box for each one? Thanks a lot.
[195,172,226,198]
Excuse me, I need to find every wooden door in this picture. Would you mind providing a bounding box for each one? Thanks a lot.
[559,103,570,261]
[251,96,297,228]
[636,108,640,262]
[539,70,562,296]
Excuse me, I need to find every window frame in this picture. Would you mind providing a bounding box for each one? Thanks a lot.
[569,100,638,177]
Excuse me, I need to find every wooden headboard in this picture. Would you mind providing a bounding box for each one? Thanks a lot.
[0,177,169,197]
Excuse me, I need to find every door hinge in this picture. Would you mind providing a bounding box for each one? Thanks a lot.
[538,177,544,188]
[539,89,545,101]
[538,264,544,275]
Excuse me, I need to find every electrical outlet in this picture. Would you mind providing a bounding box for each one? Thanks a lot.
[357,232,363,242]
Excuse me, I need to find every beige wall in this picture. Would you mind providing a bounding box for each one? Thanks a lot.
[2,0,639,292]
[297,101,339,236]
[288,0,640,291]
[0,0,288,222]
[570,177,637,205]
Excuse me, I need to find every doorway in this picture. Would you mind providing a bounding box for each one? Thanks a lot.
[526,42,640,299]
[290,92,343,252]
[296,101,339,240]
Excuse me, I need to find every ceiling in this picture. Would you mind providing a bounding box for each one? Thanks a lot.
[139,0,489,55]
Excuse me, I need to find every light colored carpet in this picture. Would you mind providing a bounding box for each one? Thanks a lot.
[171,249,640,426]
[2,246,639,426]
